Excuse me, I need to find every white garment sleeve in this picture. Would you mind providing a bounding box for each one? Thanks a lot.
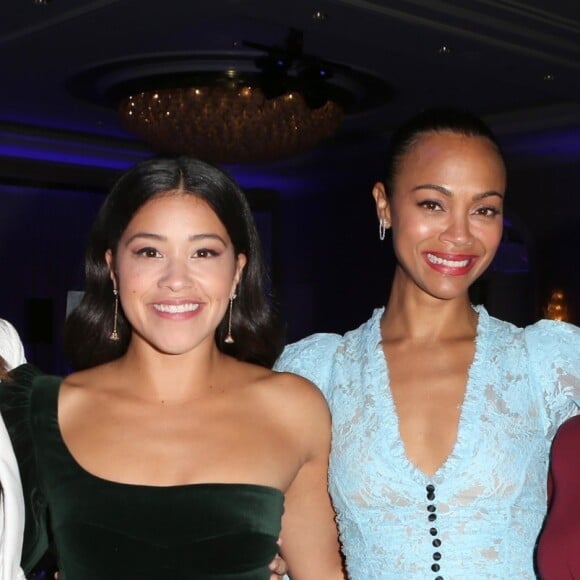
[0,320,26,370]
[0,418,26,580]
[0,319,27,578]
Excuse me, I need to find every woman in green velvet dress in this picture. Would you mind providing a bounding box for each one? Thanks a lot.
[1,157,345,579]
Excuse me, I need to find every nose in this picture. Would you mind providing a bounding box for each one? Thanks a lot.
[158,257,194,292]
[439,212,474,247]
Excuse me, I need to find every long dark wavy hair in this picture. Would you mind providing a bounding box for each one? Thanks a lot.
[64,156,283,370]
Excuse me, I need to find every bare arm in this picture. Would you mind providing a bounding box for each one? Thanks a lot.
[277,378,346,579]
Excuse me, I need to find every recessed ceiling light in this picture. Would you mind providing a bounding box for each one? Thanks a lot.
[33,0,51,4]
[437,45,452,55]
[543,73,555,81]
[312,10,328,21]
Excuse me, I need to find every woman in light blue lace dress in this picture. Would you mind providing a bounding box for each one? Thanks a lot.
[275,109,580,579]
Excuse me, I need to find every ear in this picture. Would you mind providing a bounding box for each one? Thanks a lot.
[231,253,247,297]
[105,249,117,290]
[372,182,392,228]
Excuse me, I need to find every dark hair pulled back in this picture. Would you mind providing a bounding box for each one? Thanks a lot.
[384,108,504,193]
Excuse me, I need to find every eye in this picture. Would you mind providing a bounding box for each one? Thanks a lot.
[418,200,443,212]
[135,247,162,258]
[474,206,502,217]
[193,248,219,259]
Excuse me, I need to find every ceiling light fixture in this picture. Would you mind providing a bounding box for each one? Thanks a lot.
[68,30,391,164]
[312,10,328,21]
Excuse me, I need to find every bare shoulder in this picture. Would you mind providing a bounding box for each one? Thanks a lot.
[236,360,331,423]
[60,362,118,397]
[270,369,329,410]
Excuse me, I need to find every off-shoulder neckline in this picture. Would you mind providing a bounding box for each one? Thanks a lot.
[31,373,284,497]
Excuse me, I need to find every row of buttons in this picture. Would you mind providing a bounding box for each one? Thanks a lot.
[426,484,443,580]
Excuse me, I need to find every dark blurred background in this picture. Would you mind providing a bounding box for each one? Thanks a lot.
[1,0,579,373]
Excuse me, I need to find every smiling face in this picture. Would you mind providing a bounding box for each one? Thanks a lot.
[106,193,246,356]
[374,130,506,302]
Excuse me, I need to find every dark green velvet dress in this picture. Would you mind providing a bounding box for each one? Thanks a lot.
[0,364,284,579]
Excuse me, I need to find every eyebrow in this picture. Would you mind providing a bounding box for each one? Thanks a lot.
[124,232,228,245]
[412,183,504,200]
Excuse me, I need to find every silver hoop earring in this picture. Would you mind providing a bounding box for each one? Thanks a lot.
[379,219,387,241]
[109,288,120,342]
[224,293,236,344]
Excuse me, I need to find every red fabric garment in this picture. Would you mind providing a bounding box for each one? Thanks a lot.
[537,415,580,579]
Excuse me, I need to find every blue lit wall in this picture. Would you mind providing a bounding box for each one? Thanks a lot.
[0,183,104,373]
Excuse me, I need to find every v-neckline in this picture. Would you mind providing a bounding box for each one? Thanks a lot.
[373,305,488,485]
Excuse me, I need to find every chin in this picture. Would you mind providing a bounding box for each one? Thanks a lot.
[425,269,489,298]
[143,335,203,356]
[157,346,200,357]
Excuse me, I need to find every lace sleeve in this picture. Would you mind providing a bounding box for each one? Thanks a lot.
[0,363,49,573]
[525,320,580,437]
[274,333,341,397]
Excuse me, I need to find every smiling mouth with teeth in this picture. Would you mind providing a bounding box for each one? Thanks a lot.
[153,303,200,313]
[426,253,471,268]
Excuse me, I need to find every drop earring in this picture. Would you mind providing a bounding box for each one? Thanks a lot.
[109,288,120,341]
[379,219,387,241]
[224,293,236,344]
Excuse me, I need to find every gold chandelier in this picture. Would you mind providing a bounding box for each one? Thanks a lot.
[68,33,391,164]
[118,81,345,164]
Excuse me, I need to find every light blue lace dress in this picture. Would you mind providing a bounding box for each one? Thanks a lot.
[275,306,580,579]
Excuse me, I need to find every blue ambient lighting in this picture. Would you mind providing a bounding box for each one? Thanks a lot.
[0,129,146,170]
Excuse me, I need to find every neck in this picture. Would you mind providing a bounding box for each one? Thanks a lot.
[113,338,227,403]
[382,271,478,342]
